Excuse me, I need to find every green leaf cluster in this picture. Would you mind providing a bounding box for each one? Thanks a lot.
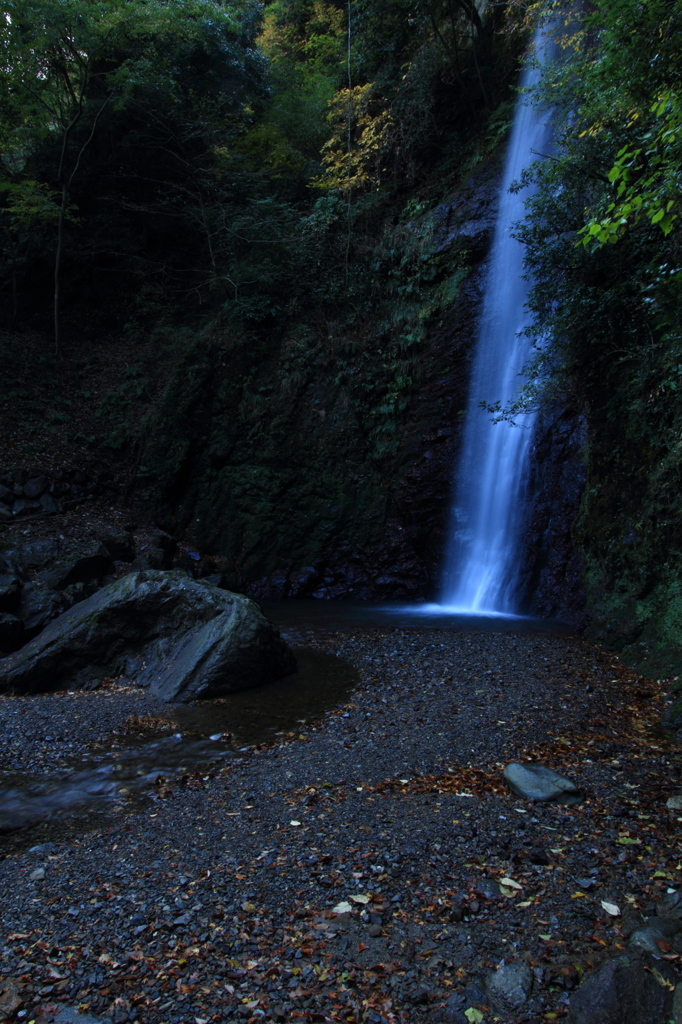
[515,0,682,667]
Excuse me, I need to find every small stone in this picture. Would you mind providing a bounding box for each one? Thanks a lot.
[475,878,500,901]
[666,794,682,811]
[486,961,533,1009]
[657,890,682,922]
[0,977,23,1019]
[40,493,57,513]
[24,476,48,499]
[630,918,682,955]
[503,762,582,803]
[30,867,46,881]
[368,924,382,937]
[29,842,56,855]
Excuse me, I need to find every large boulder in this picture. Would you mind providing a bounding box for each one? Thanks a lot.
[0,570,296,702]
[568,952,675,1024]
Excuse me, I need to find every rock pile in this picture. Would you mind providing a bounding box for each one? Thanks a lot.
[0,528,176,654]
[0,467,122,520]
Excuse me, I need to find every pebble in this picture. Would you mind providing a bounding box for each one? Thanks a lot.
[0,626,679,1024]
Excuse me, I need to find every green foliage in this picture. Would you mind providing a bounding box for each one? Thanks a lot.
[514,0,682,666]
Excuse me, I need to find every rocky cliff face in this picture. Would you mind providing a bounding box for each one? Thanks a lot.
[520,407,587,626]
[140,160,587,618]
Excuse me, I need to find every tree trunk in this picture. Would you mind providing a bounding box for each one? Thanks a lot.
[54,184,67,359]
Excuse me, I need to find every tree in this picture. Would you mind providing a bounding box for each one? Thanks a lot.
[0,0,263,353]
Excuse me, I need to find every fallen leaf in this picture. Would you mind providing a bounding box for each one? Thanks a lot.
[349,894,371,904]
[464,1009,484,1023]
[500,877,522,889]
[600,901,620,916]
[290,820,302,827]
[571,892,587,899]
[648,966,675,990]
[332,901,353,914]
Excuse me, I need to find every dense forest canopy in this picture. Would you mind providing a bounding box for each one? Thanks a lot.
[1,0,682,670]
[0,0,509,344]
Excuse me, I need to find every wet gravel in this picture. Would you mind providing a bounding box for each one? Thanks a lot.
[0,626,681,1024]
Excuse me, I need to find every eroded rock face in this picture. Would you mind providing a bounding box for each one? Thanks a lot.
[0,570,296,702]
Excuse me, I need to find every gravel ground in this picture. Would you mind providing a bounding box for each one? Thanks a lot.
[0,626,681,1024]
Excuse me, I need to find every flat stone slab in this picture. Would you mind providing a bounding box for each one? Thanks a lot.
[504,762,583,804]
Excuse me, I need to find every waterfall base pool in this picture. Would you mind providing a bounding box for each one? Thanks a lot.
[267,600,576,638]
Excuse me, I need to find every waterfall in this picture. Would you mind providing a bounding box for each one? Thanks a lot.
[440,21,557,615]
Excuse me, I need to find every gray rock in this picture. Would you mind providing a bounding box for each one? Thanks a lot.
[11,538,61,569]
[51,1008,108,1024]
[0,570,296,702]
[19,584,69,640]
[24,475,48,499]
[28,842,56,854]
[39,493,57,513]
[475,878,500,901]
[667,793,682,811]
[0,483,12,504]
[657,890,682,922]
[630,917,682,955]
[569,953,674,1024]
[503,762,583,803]
[486,961,533,1009]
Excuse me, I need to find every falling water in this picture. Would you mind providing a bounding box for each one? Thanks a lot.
[441,21,558,615]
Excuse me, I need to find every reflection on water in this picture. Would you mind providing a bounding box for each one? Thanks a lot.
[0,648,358,835]
[264,600,576,638]
[169,646,358,742]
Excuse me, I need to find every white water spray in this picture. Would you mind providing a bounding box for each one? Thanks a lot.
[440,21,557,615]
